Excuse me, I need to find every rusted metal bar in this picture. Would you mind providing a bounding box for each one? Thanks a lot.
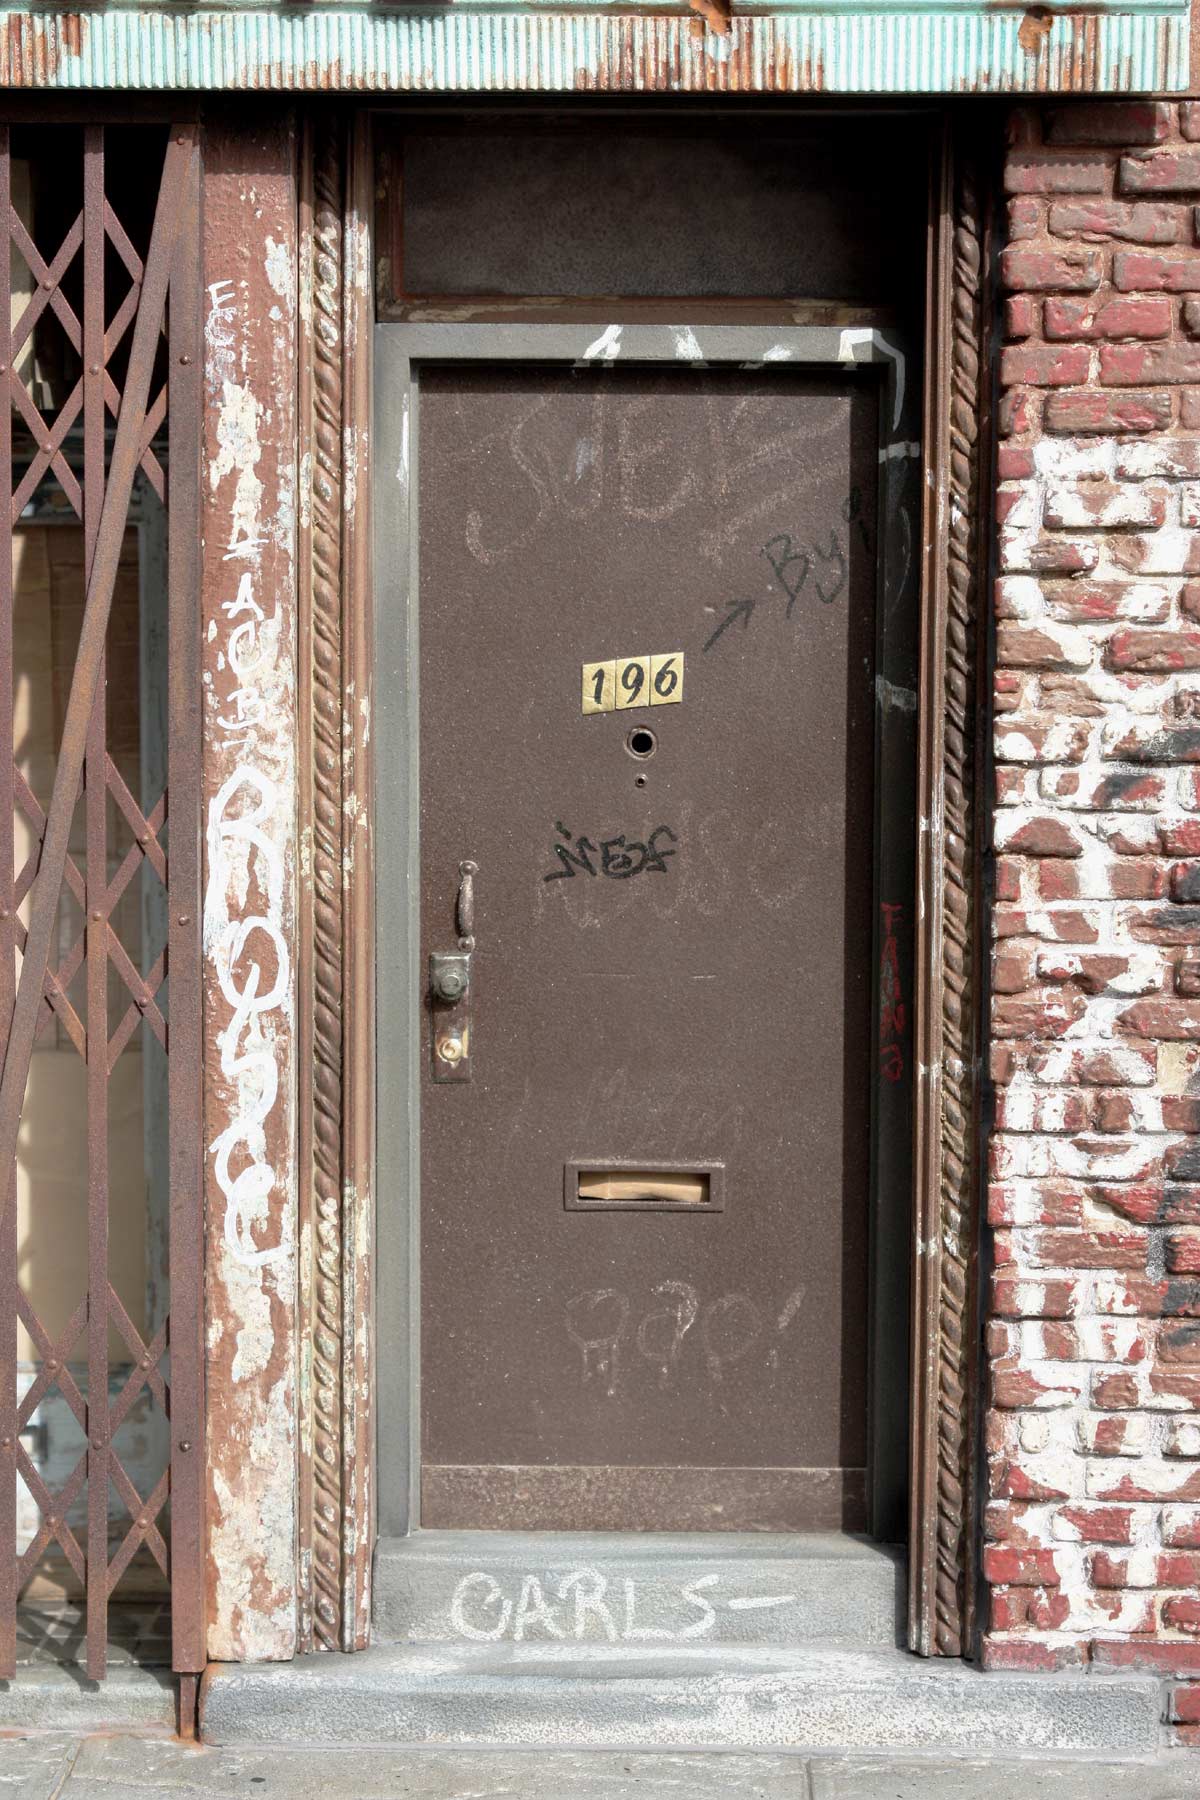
[0,126,193,1225]
[0,124,15,1685]
[166,128,205,1679]
[82,118,110,1686]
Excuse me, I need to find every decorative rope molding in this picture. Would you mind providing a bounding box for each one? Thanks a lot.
[298,110,375,1657]
[934,149,984,1660]
[307,113,348,1654]
[911,129,987,1661]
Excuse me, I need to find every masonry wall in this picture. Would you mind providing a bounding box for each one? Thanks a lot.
[993,97,1200,1741]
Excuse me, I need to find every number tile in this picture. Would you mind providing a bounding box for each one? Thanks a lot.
[651,651,684,706]
[581,659,616,714]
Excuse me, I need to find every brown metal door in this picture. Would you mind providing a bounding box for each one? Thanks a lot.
[419,364,878,1532]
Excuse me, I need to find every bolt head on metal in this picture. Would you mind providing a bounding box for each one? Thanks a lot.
[179,1441,191,1453]
[436,1032,464,1065]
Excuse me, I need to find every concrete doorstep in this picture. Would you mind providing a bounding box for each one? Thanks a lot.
[3,1738,1200,1799]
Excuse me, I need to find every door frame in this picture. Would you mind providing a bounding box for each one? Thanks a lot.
[372,320,922,1544]
[292,112,991,1661]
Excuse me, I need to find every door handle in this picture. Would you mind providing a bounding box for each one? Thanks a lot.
[430,860,476,1080]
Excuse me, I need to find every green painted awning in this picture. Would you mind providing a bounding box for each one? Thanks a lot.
[0,1,1188,93]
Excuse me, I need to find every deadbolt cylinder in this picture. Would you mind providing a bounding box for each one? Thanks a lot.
[430,951,471,1005]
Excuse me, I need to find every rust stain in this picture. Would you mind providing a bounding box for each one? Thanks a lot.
[689,0,733,39]
[1017,7,1054,55]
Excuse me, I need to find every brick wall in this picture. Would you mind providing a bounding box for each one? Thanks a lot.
[993,99,1200,1740]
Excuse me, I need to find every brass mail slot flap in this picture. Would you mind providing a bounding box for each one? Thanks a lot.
[566,1162,724,1213]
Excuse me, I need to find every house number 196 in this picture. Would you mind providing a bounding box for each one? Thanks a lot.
[581,653,684,715]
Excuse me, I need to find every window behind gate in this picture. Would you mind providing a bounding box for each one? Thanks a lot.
[0,121,203,1686]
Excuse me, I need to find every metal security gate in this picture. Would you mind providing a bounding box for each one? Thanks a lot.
[0,120,203,1685]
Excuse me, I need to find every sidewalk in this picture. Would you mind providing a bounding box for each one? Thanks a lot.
[4,1741,1200,1799]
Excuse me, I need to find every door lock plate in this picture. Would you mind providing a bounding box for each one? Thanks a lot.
[430,951,472,1082]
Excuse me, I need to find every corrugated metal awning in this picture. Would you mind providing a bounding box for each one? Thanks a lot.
[0,3,1188,95]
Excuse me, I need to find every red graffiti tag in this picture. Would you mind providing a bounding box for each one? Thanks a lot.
[879,901,906,1083]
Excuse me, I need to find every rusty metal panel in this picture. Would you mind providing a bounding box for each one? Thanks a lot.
[417,365,878,1533]
[0,122,205,1683]
[200,115,299,1664]
[0,6,1186,94]
[393,124,927,311]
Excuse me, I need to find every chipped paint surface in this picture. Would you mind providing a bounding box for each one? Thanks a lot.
[202,122,299,1664]
[0,5,1185,93]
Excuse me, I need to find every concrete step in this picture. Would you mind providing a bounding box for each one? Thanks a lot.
[200,1641,1163,1755]
[372,1531,905,1651]
[0,1660,176,1733]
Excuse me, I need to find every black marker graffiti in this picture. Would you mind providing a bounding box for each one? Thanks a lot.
[703,520,850,654]
[544,822,679,883]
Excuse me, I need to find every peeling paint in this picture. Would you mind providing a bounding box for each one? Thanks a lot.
[202,126,299,1667]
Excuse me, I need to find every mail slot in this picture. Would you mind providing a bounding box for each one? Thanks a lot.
[565,1163,723,1213]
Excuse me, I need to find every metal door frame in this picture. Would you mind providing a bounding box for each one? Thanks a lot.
[373,321,922,1554]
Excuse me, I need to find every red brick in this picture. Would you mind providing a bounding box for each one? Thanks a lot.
[998,444,1035,481]
[1048,103,1171,147]
[1005,295,1037,340]
[1094,1641,1200,1674]
[1119,1000,1200,1039]
[1121,149,1200,194]
[1058,1503,1133,1543]
[1184,103,1200,142]
[1152,1369,1200,1406]
[1007,195,1042,241]
[1026,1229,1147,1271]
[996,817,1084,857]
[999,388,1036,437]
[1159,1323,1200,1363]
[1089,1550,1132,1587]
[1000,344,1092,387]
[1113,251,1200,292]
[1167,1231,1200,1274]
[1128,907,1200,945]
[1184,300,1200,338]
[991,1458,1072,1503]
[1107,629,1200,672]
[981,1545,1061,1586]
[992,990,1090,1038]
[1092,1183,1163,1225]
[1044,581,1169,625]
[982,1638,1088,1671]
[997,623,1092,670]
[1044,390,1173,434]
[1158,1552,1200,1587]
[1163,1504,1200,1544]
[1092,1370,1141,1407]
[1043,295,1172,339]
[1173,1726,1200,1746]
[1173,862,1200,901]
[991,1275,1081,1318]
[1100,342,1200,384]
[1166,1597,1200,1634]
[1006,153,1109,196]
[1174,1684,1200,1724]
[1048,202,1180,247]
[1001,246,1103,293]
[1162,821,1200,856]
